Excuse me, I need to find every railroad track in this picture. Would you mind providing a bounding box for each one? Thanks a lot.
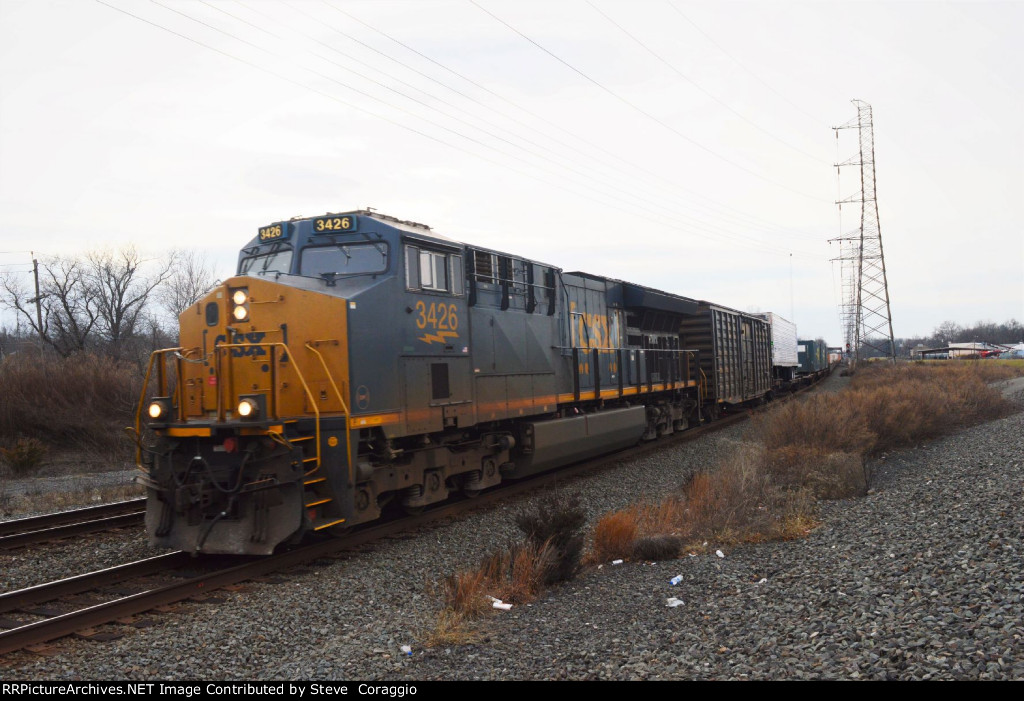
[0,499,147,551]
[0,375,828,655]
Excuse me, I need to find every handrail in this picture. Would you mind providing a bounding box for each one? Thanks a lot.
[133,347,184,471]
[134,341,344,478]
[304,341,353,486]
[566,346,701,401]
[213,342,322,475]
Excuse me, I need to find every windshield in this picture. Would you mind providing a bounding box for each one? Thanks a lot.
[300,243,389,277]
[239,248,293,276]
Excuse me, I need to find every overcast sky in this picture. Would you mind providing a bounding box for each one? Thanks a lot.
[1,0,1021,343]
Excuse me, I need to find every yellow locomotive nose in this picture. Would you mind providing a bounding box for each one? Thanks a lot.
[136,274,354,555]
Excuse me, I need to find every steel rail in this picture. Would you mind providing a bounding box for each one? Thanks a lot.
[0,498,146,538]
[0,513,146,551]
[0,552,192,615]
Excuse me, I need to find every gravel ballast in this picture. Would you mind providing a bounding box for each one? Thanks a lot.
[2,375,1021,680]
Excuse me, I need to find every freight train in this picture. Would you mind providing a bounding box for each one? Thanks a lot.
[134,210,816,555]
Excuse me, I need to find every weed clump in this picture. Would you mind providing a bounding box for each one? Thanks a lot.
[1,435,48,475]
[440,540,555,619]
[632,534,681,561]
[514,492,586,584]
[591,509,638,563]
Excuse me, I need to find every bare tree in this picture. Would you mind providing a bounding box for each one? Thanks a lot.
[159,248,218,319]
[87,246,178,359]
[934,320,962,345]
[0,257,99,356]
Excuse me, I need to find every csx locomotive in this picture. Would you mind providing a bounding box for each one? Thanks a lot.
[135,210,775,555]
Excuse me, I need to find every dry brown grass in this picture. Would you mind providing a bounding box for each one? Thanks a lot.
[845,363,1013,452]
[755,394,876,455]
[677,446,811,544]
[764,446,867,500]
[0,353,142,456]
[587,445,815,560]
[422,610,482,648]
[590,510,638,563]
[439,540,555,625]
[582,362,1013,562]
[442,565,494,619]
[429,361,1019,643]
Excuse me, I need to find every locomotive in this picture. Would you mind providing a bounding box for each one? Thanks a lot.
[135,210,779,555]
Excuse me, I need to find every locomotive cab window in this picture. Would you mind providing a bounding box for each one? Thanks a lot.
[300,242,388,278]
[405,245,463,295]
[239,248,293,276]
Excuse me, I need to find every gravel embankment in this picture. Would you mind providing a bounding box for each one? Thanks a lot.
[3,374,1021,680]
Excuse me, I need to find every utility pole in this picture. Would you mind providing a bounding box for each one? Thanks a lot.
[830,100,897,364]
[30,253,45,353]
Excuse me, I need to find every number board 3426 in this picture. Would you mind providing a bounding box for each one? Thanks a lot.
[312,215,358,233]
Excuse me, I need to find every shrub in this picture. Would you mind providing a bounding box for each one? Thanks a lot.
[0,435,48,475]
[846,363,1013,452]
[754,394,875,455]
[443,564,493,619]
[632,534,681,561]
[515,493,586,584]
[765,446,867,500]
[680,447,784,541]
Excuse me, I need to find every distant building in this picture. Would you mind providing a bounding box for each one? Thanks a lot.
[911,341,1011,359]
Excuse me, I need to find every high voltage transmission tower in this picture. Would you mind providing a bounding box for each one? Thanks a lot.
[830,99,896,364]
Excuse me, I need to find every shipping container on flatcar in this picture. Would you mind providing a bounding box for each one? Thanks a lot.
[797,339,827,374]
[680,303,772,409]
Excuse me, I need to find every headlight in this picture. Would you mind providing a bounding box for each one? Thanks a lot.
[147,398,172,421]
[237,398,258,418]
[230,287,249,321]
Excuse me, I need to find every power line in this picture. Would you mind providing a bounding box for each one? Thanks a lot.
[665,1,830,129]
[155,1,812,254]
[94,0,822,260]
[321,0,826,241]
[231,2,822,253]
[175,3,825,255]
[587,0,828,165]
[469,0,826,202]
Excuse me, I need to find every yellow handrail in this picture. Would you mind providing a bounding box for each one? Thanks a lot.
[133,347,185,471]
[213,342,323,476]
[304,342,354,487]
